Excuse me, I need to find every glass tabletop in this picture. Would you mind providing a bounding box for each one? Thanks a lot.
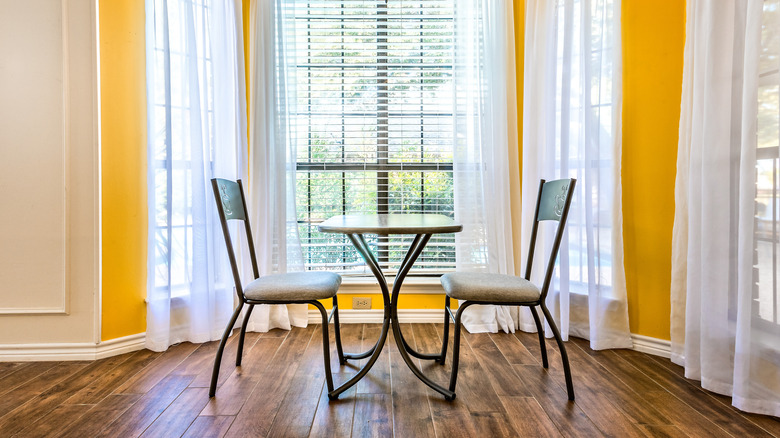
[317,213,462,235]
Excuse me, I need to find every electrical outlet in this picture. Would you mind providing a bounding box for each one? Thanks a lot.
[353,297,371,309]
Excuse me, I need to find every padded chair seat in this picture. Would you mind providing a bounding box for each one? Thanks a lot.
[244,272,342,302]
[440,272,541,303]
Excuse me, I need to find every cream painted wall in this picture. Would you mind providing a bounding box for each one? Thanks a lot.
[0,0,100,344]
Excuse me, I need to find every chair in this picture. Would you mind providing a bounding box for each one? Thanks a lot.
[208,178,345,397]
[439,178,577,401]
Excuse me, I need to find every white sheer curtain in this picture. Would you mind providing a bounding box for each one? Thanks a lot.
[453,0,523,333]
[671,0,780,417]
[145,0,248,351]
[521,0,632,350]
[243,0,308,331]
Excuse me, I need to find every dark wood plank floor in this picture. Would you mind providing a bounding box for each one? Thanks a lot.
[1,323,778,437]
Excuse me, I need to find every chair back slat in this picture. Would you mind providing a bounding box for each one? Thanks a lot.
[211,178,260,301]
[524,180,546,280]
[538,178,576,299]
[537,179,573,222]
[214,178,247,221]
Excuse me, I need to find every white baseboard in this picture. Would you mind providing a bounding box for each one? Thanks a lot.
[1,317,673,362]
[629,333,671,358]
[0,333,146,361]
[310,309,673,358]
[309,308,445,324]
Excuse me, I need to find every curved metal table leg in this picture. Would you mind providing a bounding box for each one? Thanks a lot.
[391,235,448,361]
[328,232,454,401]
[327,234,392,399]
[389,234,455,400]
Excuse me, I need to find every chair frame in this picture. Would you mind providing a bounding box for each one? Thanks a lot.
[208,178,345,398]
[439,178,577,401]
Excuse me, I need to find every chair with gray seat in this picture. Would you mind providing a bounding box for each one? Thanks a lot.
[209,178,345,397]
[439,178,576,401]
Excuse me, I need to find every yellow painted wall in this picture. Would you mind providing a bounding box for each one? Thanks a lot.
[99,0,147,341]
[621,0,685,340]
[98,0,686,342]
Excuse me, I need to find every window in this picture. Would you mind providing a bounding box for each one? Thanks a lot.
[552,0,618,294]
[755,0,780,325]
[287,0,456,276]
[147,0,221,298]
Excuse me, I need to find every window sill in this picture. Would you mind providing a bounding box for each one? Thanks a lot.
[339,275,445,294]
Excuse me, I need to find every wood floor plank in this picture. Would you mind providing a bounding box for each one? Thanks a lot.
[0,361,88,419]
[639,424,690,438]
[463,331,532,397]
[500,396,562,437]
[564,338,671,426]
[182,416,235,438]
[66,349,160,404]
[115,342,200,394]
[140,387,211,438]
[489,331,540,365]
[648,354,780,436]
[351,393,393,438]
[389,323,435,438]
[200,336,286,416]
[98,374,195,437]
[223,326,317,437]
[0,362,25,375]
[470,411,519,436]
[416,323,511,438]
[570,338,665,394]
[330,322,363,374]
[0,362,58,397]
[0,356,126,436]
[0,324,774,438]
[427,398,480,438]
[309,373,358,438]
[266,324,330,438]
[14,402,93,438]
[513,330,656,435]
[446,328,504,413]
[570,387,646,437]
[514,329,565,375]
[187,332,262,388]
[620,350,773,436]
[642,390,732,438]
[512,364,602,437]
[357,323,392,394]
[55,394,143,438]
[411,323,445,358]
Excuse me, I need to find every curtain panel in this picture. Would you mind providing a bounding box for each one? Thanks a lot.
[244,0,308,331]
[452,0,523,334]
[671,0,780,416]
[145,0,248,351]
[521,0,632,350]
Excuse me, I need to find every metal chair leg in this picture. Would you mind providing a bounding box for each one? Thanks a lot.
[333,296,345,365]
[540,304,574,401]
[529,305,548,368]
[236,304,255,366]
[438,295,451,365]
[447,303,470,400]
[209,302,244,397]
[313,301,335,395]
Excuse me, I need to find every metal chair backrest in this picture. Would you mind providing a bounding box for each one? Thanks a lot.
[211,178,261,300]
[523,178,577,300]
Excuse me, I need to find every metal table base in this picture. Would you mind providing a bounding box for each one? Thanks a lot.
[327,233,455,401]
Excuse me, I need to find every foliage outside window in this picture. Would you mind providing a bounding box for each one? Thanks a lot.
[287,0,456,275]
